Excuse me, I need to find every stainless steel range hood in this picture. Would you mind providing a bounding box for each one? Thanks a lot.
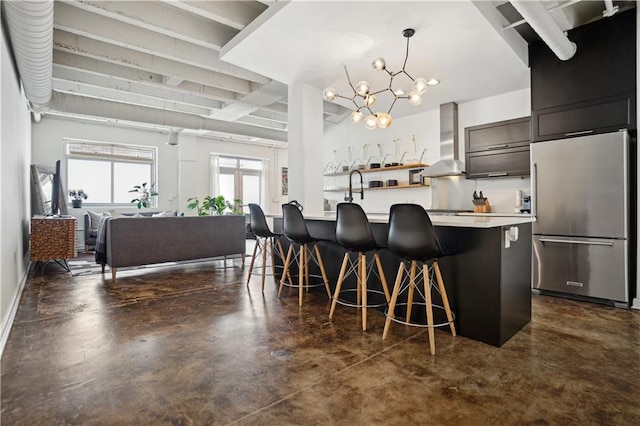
[422,102,465,177]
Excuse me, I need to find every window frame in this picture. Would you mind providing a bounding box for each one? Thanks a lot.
[65,139,158,208]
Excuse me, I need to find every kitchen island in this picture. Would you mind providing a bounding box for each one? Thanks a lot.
[272,212,534,347]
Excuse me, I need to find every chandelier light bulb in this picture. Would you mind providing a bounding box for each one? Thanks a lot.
[365,114,378,130]
[412,78,428,94]
[364,94,377,107]
[408,90,423,106]
[376,113,393,128]
[371,57,386,71]
[356,81,370,96]
[351,110,364,124]
[323,87,338,101]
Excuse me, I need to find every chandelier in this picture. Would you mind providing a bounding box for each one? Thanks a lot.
[323,28,438,130]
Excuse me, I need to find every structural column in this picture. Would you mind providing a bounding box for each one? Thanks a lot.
[287,82,324,216]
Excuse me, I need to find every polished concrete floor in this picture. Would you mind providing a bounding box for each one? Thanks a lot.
[2,254,640,425]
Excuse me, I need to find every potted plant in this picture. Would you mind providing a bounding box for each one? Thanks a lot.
[69,189,88,208]
[187,195,242,216]
[129,182,158,209]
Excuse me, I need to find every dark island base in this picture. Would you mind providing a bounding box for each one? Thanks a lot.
[273,218,532,347]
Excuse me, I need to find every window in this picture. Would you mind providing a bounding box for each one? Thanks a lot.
[66,140,157,206]
[215,156,263,213]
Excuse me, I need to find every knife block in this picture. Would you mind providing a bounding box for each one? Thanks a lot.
[473,199,491,213]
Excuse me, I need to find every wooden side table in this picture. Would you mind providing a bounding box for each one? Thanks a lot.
[30,216,77,272]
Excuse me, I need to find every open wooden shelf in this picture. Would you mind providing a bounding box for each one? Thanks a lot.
[324,163,429,177]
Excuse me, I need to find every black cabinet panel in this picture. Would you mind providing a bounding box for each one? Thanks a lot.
[534,94,634,141]
[530,9,636,111]
[466,116,531,153]
[465,117,531,179]
[529,8,636,141]
[466,147,530,179]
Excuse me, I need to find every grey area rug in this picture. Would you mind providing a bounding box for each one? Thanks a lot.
[67,257,244,277]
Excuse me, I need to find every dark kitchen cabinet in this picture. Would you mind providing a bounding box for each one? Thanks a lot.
[465,116,531,179]
[530,8,636,142]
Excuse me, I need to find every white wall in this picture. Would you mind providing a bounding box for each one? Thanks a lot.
[1,20,32,354]
[324,88,531,213]
[31,117,179,213]
[30,117,288,217]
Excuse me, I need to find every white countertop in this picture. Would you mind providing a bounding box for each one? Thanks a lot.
[293,213,535,228]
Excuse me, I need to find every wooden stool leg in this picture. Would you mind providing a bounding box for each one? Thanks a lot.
[269,237,276,276]
[356,254,362,307]
[246,237,259,286]
[329,253,350,320]
[361,253,367,331]
[299,245,305,306]
[279,245,293,298]
[261,237,268,292]
[434,261,456,336]
[424,263,436,355]
[304,245,310,292]
[405,261,417,323]
[382,263,404,340]
[314,244,331,298]
[276,239,293,286]
[374,252,391,303]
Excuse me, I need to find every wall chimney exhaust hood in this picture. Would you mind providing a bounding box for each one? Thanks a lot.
[422,102,465,177]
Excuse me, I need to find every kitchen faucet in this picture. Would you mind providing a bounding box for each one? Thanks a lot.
[345,169,364,202]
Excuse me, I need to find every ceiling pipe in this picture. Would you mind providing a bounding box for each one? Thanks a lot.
[2,0,54,108]
[602,0,619,17]
[510,0,577,61]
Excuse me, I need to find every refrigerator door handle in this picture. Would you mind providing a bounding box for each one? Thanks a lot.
[531,162,537,218]
[539,237,615,247]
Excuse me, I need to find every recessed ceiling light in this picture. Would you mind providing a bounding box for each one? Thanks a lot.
[427,78,440,86]
[394,89,406,96]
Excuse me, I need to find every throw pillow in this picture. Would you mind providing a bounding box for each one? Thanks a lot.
[88,210,111,230]
[109,210,125,218]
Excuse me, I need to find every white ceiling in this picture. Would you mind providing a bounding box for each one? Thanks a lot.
[41,1,612,144]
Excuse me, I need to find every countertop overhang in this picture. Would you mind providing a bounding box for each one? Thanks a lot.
[271,212,535,229]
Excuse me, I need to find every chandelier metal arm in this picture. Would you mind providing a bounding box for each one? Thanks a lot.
[322,28,434,130]
[343,65,357,93]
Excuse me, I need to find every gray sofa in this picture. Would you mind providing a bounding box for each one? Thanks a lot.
[85,211,167,252]
[102,215,246,279]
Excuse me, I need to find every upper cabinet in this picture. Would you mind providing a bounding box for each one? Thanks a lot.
[465,116,531,179]
[530,9,636,142]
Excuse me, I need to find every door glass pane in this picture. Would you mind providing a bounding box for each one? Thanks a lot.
[67,159,112,203]
[114,162,152,203]
[218,157,237,168]
[219,173,235,205]
[242,174,261,213]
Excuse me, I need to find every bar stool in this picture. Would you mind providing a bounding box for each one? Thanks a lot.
[246,203,292,292]
[382,204,456,355]
[329,202,391,331]
[279,203,332,306]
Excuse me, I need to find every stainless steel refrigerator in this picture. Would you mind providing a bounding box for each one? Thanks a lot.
[531,130,629,305]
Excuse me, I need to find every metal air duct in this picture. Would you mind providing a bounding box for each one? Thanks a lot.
[2,0,54,108]
[510,0,577,61]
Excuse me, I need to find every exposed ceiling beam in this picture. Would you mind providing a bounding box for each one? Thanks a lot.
[52,79,213,116]
[60,0,237,50]
[54,2,270,85]
[53,29,253,95]
[53,50,236,103]
[161,0,268,31]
